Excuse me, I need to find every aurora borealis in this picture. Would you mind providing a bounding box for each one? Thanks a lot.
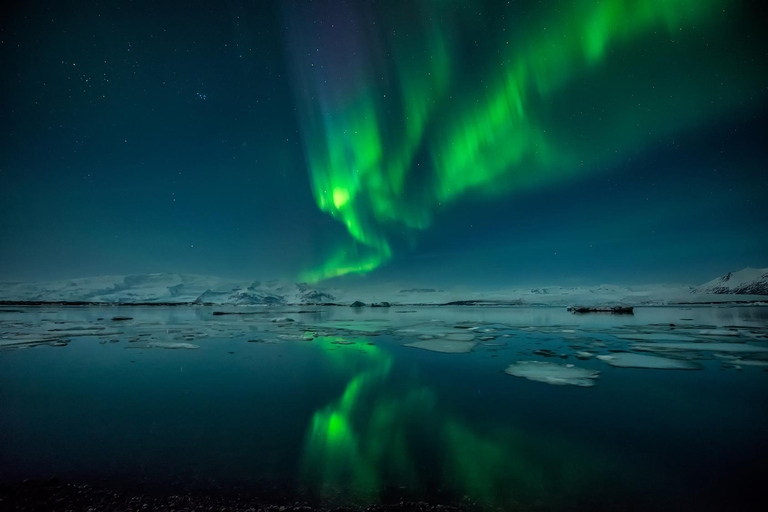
[2,4,768,510]
[1,0,766,285]
[286,0,766,282]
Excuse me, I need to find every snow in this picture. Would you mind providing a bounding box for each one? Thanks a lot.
[693,267,768,295]
[3,269,768,305]
[0,274,338,305]
[0,272,701,306]
[504,361,600,387]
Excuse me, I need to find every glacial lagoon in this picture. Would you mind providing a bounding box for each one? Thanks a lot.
[1,305,767,510]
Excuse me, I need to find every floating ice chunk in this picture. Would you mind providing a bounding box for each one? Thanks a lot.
[634,342,768,353]
[727,359,768,367]
[696,329,741,337]
[49,325,106,331]
[614,333,700,341]
[146,341,199,349]
[277,334,306,341]
[0,338,65,348]
[315,320,391,332]
[1,333,60,343]
[396,323,478,343]
[504,361,599,387]
[597,353,702,370]
[403,339,476,353]
[716,354,768,367]
[395,323,451,336]
[445,333,475,342]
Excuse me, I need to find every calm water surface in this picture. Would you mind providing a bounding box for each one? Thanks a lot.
[1,306,767,511]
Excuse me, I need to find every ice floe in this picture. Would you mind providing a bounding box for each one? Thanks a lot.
[726,359,768,367]
[314,320,392,332]
[634,342,768,354]
[445,333,475,342]
[403,339,477,353]
[504,361,600,387]
[147,341,199,349]
[614,333,700,342]
[597,353,702,370]
[696,329,739,336]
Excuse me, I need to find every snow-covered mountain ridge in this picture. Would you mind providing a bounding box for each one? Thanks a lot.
[692,267,768,295]
[0,274,336,305]
[0,268,766,306]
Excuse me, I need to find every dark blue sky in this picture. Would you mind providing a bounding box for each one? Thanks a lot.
[1,0,766,287]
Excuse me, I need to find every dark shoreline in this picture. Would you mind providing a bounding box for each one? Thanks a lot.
[0,479,468,512]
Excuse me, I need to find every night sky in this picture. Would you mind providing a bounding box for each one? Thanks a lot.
[1,0,767,287]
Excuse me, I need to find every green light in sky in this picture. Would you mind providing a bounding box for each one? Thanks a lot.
[289,0,759,281]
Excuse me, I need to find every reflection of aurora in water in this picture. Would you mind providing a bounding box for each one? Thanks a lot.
[286,0,764,281]
[301,336,610,507]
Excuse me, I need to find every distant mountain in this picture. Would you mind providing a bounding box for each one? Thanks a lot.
[4,271,766,306]
[0,273,337,305]
[693,267,768,295]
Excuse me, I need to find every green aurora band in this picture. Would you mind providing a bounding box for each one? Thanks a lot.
[287,0,763,281]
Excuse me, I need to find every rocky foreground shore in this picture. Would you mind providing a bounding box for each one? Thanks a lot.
[0,480,467,512]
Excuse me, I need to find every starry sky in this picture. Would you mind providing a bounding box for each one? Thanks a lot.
[1,0,766,287]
